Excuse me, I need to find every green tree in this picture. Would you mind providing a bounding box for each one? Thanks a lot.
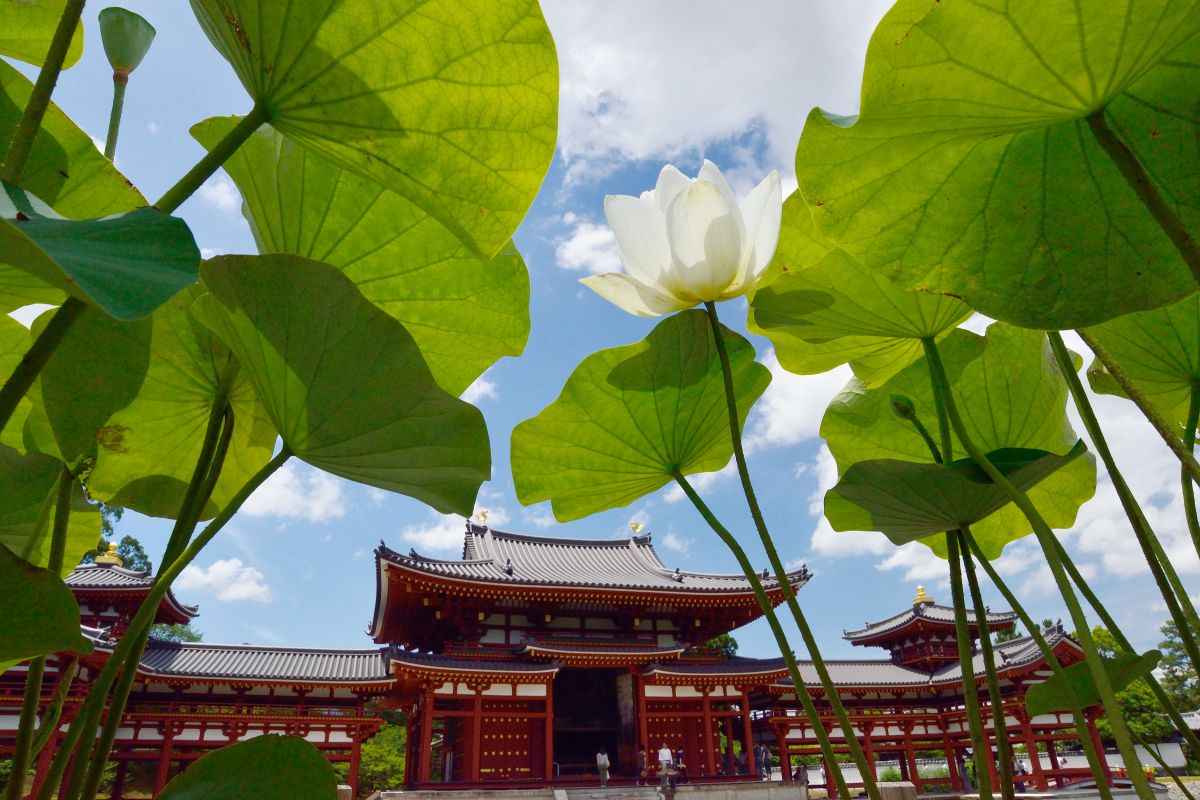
[1159,621,1200,712]
[994,627,1021,644]
[358,720,407,796]
[1087,627,1174,743]
[80,533,150,573]
[700,634,739,659]
[149,624,203,643]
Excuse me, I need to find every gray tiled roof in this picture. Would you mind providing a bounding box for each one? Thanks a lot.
[390,649,558,674]
[66,564,199,618]
[379,523,810,593]
[1183,709,1200,731]
[844,602,1016,641]
[113,640,393,683]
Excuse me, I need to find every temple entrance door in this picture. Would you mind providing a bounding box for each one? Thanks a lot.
[552,668,624,778]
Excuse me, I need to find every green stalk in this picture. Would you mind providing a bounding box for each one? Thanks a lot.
[1075,328,1200,487]
[1086,110,1200,287]
[103,77,127,160]
[963,534,1113,800]
[1050,535,1200,759]
[960,529,1014,800]
[921,336,1155,800]
[947,534,996,800]
[76,404,235,800]
[0,0,86,182]
[1182,384,1200,559]
[703,301,880,800]
[4,466,74,800]
[35,448,291,800]
[1137,732,1195,800]
[29,658,78,761]
[674,471,855,800]
[154,103,267,213]
[0,298,86,432]
[1047,332,1200,669]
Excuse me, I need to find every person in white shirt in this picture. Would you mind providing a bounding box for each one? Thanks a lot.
[658,743,674,773]
[596,746,610,788]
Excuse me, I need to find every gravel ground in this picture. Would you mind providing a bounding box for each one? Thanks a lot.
[1166,781,1196,800]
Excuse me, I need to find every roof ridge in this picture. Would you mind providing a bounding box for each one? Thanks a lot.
[145,640,390,655]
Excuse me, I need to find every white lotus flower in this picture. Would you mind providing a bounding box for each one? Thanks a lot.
[581,161,782,317]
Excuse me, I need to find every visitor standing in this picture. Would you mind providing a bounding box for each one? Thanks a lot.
[759,743,772,780]
[637,746,648,785]
[596,746,610,788]
[658,742,674,773]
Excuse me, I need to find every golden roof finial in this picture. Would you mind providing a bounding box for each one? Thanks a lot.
[95,541,123,567]
[630,521,645,535]
[475,509,488,523]
[913,585,933,605]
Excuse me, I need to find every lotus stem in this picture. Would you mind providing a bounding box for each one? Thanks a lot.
[3,466,74,800]
[673,471,855,799]
[35,448,291,800]
[959,529,1015,800]
[1183,384,1200,559]
[0,0,86,183]
[154,103,267,213]
[1137,732,1196,800]
[921,336,1155,800]
[1075,328,1200,487]
[29,658,78,761]
[77,403,235,800]
[0,298,86,432]
[1086,110,1200,288]
[1049,535,1200,758]
[947,533,996,800]
[103,77,126,160]
[963,534,1113,800]
[1047,333,1200,670]
[703,301,881,800]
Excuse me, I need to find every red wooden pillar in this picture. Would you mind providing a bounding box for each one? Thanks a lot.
[862,720,876,788]
[418,685,434,784]
[903,724,920,791]
[741,690,757,779]
[636,676,649,757]
[348,733,363,796]
[544,679,555,781]
[154,724,176,795]
[701,688,714,777]
[1017,706,1048,791]
[470,688,483,781]
[778,724,792,784]
[1085,712,1112,782]
[1047,739,1062,787]
[943,736,962,791]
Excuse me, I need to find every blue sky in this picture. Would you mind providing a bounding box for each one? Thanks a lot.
[18,1,1197,659]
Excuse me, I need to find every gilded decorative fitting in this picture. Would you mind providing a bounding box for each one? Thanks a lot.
[913,585,934,605]
[95,541,123,567]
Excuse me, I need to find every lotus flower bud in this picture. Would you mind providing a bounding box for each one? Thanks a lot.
[99,7,155,79]
[889,394,917,421]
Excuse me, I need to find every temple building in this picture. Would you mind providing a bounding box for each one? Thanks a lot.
[1,522,1107,797]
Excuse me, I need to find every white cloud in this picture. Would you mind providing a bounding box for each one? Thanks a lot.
[543,1,894,181]
[745,351,852,451]
[177,558,271,602]
[522,505,557,530]
[461,371,498,404]
[555,216,621,274]
[242,463,347,523]
[875,543,950,583]
[147,121,159,135]
[401,506,511,554]
[659,529,693,554]
[369,488,388,505]
[198,172,241,214]
[200,247,225,260]
[806,444,891,558]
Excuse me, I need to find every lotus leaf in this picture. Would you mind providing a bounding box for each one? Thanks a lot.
[0,0,83,70]
[157,735,335,800]
[0,544,92,662]
[1026,650,1161,716]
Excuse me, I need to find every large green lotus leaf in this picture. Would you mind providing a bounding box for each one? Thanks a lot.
[86,286,277,520]
[0,185,200,319]
[1026,650,1161,717]
[1083,293,1200,429]
[796,1,1200,329]
[189,0,558,257]
[749,248,971,388]
[0,544,92,662]
[822,324,1095,558]
[158,735,336,800]
[0,60,142,219]
[0,448,100,577]
[192,255,489,514]
[827,443,1087,542]
[751,191,837,294]
[0,0,84,68]
[191,117,530,395]
[0,312,32,448]
[37,309,151,469]
[511,310,770,521]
